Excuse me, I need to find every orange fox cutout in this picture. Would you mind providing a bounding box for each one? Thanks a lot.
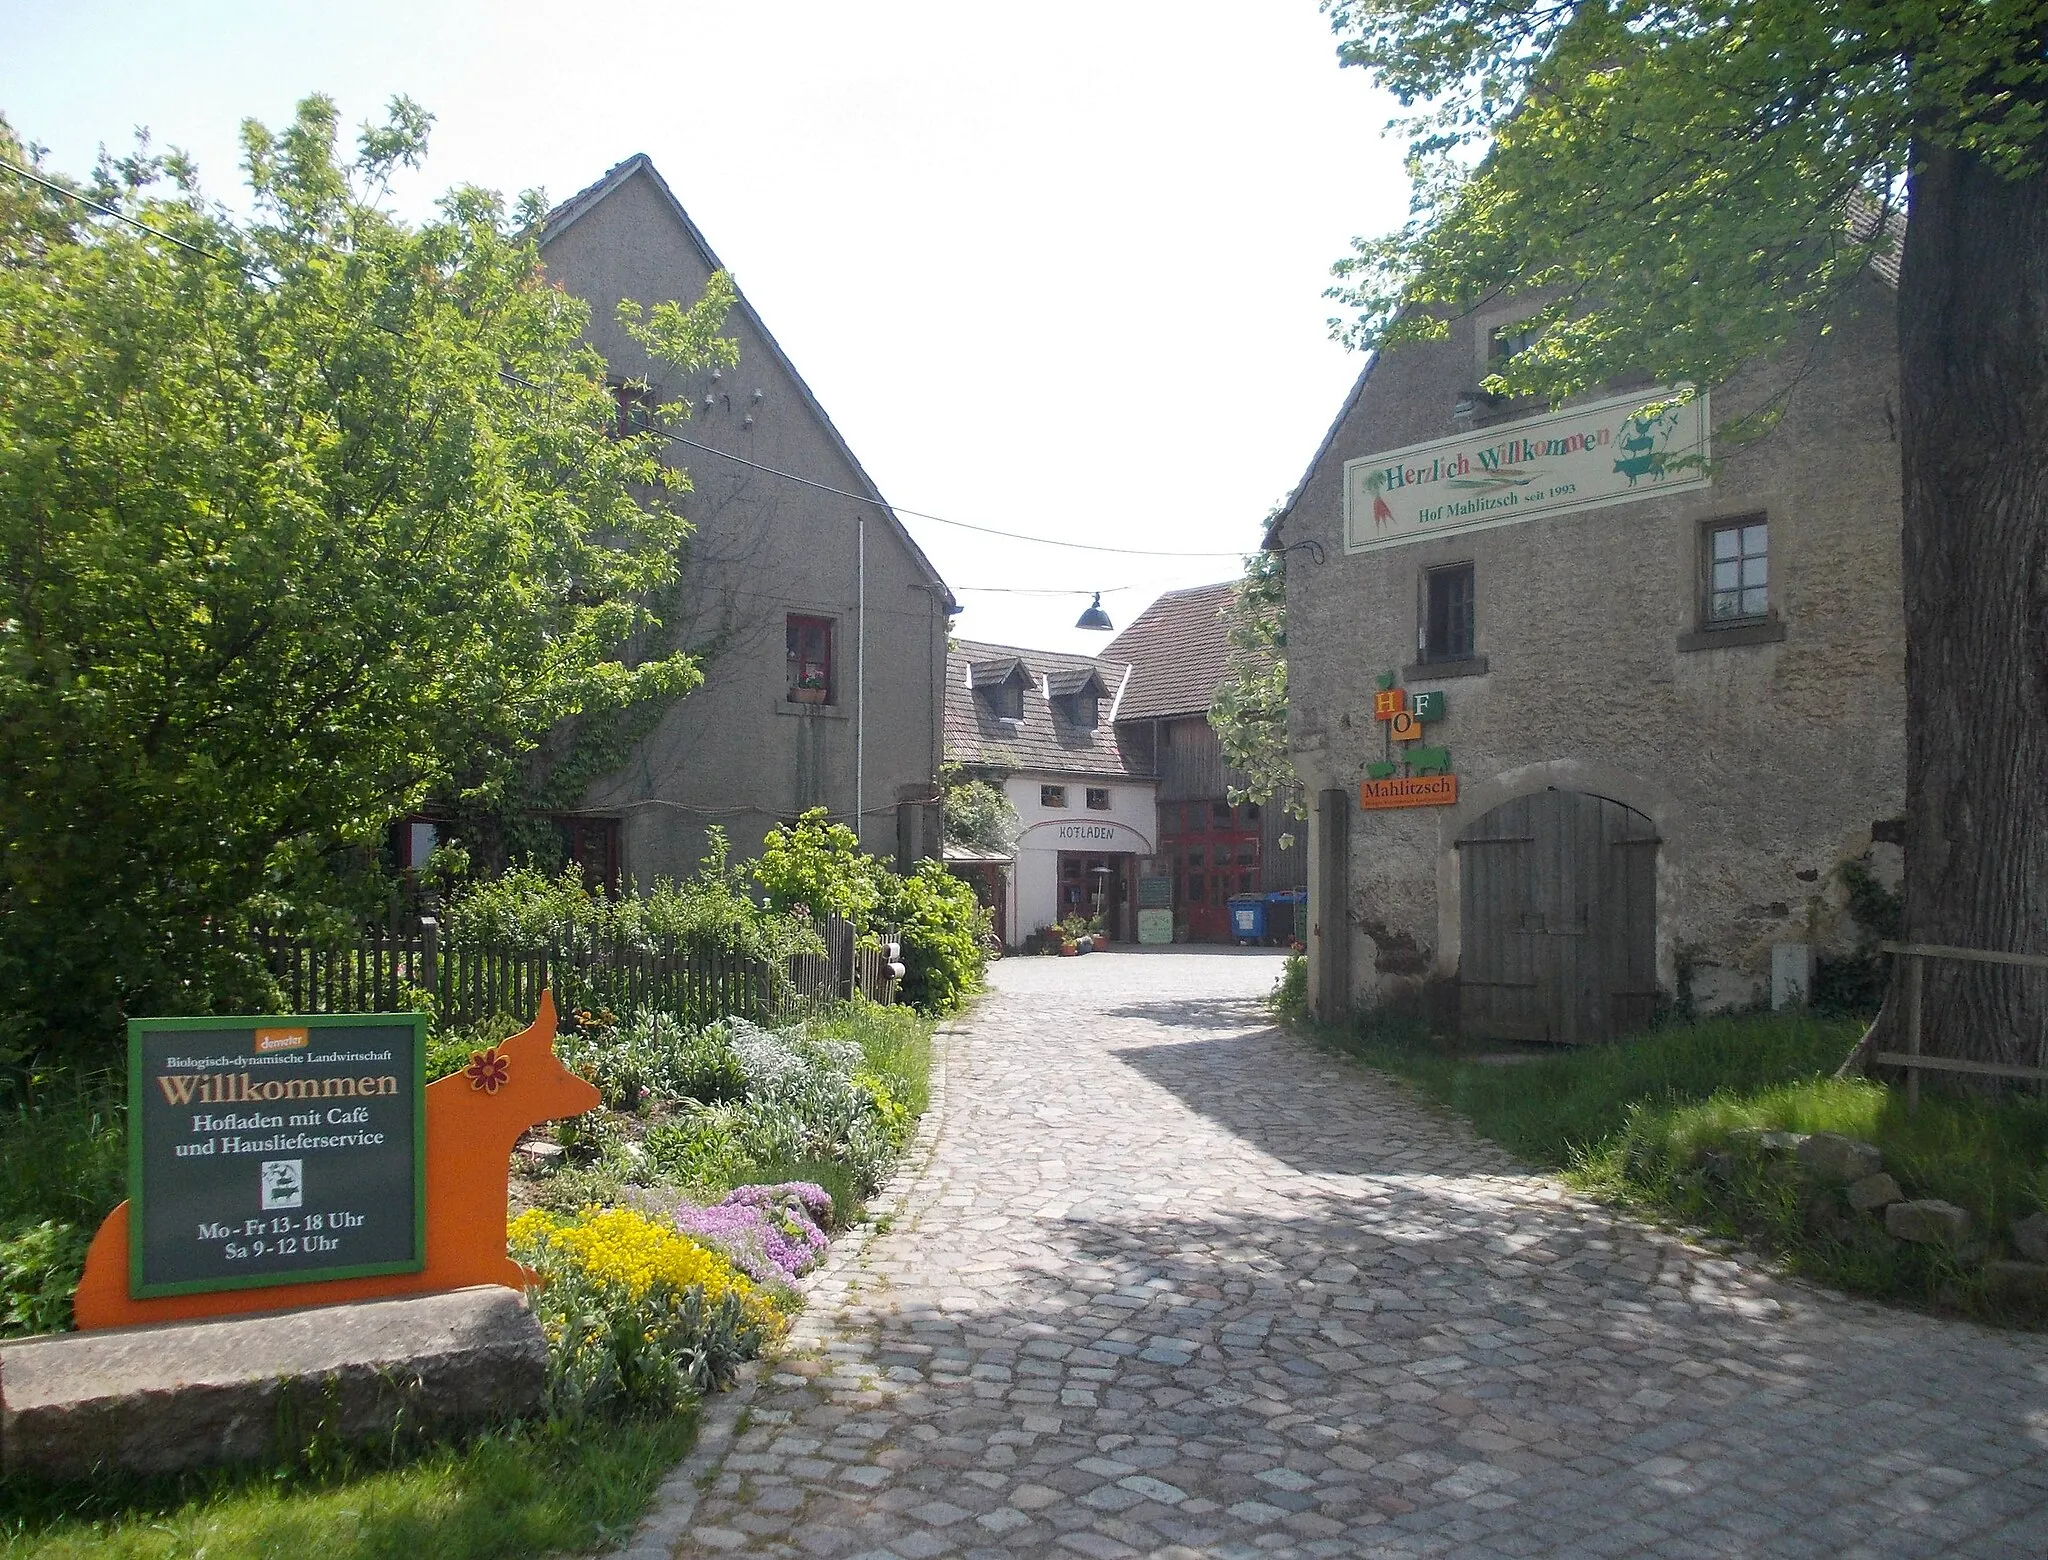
[73,991,600,1331]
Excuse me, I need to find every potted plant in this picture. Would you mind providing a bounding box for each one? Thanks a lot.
[789,674,828,705]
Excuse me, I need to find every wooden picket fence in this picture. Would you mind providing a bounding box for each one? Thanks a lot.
[243,914,897,1028]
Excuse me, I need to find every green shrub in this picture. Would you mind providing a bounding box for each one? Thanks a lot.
[557,1011,746,1111]
[878,860,988,1014]
[509,1206,779,1422]
[753,809,883,926]
[425,1012,524,1082]
[1269,952,1308,1022]
[1,1219,90,1336]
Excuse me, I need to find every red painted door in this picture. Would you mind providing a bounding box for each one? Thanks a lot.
[1159,801,1264,942]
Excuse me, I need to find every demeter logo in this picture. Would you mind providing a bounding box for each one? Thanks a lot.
[254,1028,310,1054]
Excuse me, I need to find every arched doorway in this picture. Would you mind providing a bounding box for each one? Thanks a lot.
[1456,791,1659,1043]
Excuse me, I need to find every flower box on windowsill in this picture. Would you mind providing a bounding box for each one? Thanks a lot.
[788,686,828,705]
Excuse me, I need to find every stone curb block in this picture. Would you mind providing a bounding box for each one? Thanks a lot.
[1795,1132,1882,1184]
[2012,1212,2048,1264]
[1885,1198,1970,1248]
[0,1285,543,1482]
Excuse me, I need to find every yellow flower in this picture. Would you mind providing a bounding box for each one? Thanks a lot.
[507,1205,785,1333]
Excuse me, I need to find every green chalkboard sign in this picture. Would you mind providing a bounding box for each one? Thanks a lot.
[127,1013,427,1299]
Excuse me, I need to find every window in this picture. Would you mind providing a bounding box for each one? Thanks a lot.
[1421,563,1476,662]
[1086,787,1111,810]
[786,615,833,702]
[611,384,655,439]
[1212,801,1234,826]
[550,814,621,894]
[1041,785,1068,808]
[1062,693,1100,729]
[986,678,1024,720]
[1489,321,1542,364]
[1706,519,1769,623]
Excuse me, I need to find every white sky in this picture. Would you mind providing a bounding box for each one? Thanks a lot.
[1,0,1406,654]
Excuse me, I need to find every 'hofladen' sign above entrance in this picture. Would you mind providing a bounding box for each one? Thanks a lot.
[1343,388,1710,553]
[128,1013,427,1298]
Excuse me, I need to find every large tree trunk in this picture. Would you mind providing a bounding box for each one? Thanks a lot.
[1896,140,2048,1071]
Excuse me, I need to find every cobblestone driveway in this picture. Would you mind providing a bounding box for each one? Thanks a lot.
[674,951,2048,1559]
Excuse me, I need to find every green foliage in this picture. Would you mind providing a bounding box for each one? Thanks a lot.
[752,810,985,1014]
[437,834,822,995]
[1323,2,2048,434]
[0,1220,90,1337]
[941,765,1018,853]
[875,860,988,1014]
[1210,544,1294,807]
[424,1013,524,1083]
[1268,952,1309,1023]
[0,1072,125,1338]
[509,1211,771,1423]
[0,1409,701,1559]
[0,100,739,1060]
[557,1011,747,1112]
[753,809,883,926]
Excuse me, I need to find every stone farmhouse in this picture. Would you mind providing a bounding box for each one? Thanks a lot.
[525,156,957,886]
[1269,274,1906,1034]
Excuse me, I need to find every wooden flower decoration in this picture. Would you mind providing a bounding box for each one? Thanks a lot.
[465,1046,511,1094]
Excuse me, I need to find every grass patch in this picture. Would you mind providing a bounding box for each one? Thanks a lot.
[811,999,934,1121]
[1315,1006,2048,1319]
[1322,1007,1861,1168]
[0,1411,697,1560]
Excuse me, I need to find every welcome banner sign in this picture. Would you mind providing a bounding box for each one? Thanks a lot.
[129,1012,427,1298]
[1342,388,1710,553]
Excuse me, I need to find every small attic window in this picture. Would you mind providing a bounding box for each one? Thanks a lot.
[1060,692,1100,730]
[984,678,1024,721]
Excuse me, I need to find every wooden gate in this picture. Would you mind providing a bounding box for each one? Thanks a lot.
[1456,791,1659,1043]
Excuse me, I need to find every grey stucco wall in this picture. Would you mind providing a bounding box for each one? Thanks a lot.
[1285,289,1906,1016]
[539,167,949,880]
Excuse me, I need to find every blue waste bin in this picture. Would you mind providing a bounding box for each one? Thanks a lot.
[1264,887,1306,945]
[1228,895,1266,944]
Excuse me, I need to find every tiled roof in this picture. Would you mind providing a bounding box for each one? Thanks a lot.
[945,640,1143,779]
[1103,582,1252,721]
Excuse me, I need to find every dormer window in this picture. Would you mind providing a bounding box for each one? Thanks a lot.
[1047,667,1108,730]
[971,658,1029,721]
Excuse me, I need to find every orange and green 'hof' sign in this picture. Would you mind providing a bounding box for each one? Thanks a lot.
[128,1013,427,1298]
[1360,774,1460,810]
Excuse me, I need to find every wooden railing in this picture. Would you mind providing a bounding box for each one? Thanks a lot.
[1875,940,2048,1111]
[244,915,897,1029]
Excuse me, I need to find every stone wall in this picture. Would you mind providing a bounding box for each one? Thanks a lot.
[1283,287,1906,1017]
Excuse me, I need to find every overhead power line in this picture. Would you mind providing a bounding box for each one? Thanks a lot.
[0,156,228,260]
[4,160,1258,565]
[655,429,1251,560]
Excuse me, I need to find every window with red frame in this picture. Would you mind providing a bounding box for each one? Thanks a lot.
[611,384,655,440]
[787,615,833,702]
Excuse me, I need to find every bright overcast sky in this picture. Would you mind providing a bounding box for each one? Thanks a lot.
[2,1,1406,653]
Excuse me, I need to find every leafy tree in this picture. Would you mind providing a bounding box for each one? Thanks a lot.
[1210,546,1292,806]
[0,98,736,1059]
[940,764,1018,854]
[1322,0,2048,1066]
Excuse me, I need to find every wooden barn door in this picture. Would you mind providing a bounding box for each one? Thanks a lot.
[1457,791,1658,1043]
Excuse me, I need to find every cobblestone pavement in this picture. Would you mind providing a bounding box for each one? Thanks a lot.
[674,951,2048,1560]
